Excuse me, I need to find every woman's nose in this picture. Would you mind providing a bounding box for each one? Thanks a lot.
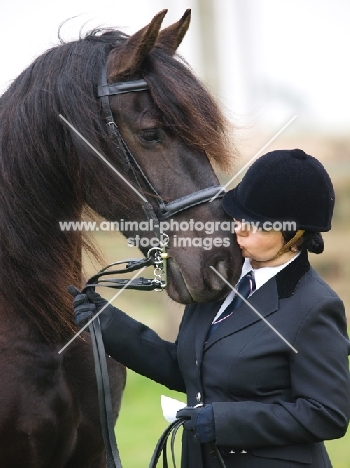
[234,220,249,236]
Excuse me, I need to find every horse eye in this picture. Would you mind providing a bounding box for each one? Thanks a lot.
[139,128,163,143]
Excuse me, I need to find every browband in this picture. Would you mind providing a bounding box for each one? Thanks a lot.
[97,79,149,97]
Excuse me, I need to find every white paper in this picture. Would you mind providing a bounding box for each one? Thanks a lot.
[161,395,186,423]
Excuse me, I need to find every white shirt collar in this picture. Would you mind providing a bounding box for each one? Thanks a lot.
[213,252,301,321]
[241,251,301,291]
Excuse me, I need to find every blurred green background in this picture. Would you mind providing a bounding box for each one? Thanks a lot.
[84,143,350,468]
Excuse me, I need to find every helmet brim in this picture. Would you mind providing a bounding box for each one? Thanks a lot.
[223,186,265,224]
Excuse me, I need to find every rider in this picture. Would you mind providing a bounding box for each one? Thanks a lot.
[71,149,350,468]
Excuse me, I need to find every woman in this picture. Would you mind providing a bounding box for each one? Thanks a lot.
[72,149,350,467]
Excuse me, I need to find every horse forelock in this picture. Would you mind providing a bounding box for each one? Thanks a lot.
[103,26,236,174]
[141,47,236,174]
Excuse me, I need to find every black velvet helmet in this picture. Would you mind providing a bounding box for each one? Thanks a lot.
[223,149,335,232]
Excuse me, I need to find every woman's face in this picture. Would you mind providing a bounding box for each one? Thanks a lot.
[234,220,296,268]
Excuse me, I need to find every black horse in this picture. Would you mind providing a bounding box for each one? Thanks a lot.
[0,9,241,467]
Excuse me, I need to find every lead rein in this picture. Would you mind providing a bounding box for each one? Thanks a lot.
[84,233,170,293]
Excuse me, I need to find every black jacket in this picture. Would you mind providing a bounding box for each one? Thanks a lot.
[101,251,350,467]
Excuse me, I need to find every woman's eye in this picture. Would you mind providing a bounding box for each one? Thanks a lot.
[139,128,164,143]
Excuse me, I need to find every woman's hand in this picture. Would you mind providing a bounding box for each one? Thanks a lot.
[67,286,117,330]
[176,404,215,443]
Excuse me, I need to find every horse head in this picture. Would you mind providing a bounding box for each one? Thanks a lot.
[82,10,242,303]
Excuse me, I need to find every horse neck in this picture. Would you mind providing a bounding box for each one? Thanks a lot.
[0,175,84,344]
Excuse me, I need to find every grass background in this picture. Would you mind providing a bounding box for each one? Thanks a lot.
[83,135,350,467]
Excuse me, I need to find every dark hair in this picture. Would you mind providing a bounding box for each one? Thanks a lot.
[0,27,236,342]
[282,231,324,254]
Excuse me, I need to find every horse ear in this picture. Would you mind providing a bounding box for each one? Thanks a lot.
[156,9,191,55]
[108,9,168,79]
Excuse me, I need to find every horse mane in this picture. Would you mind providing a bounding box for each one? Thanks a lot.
[0,28,236,343]
[144,47,235,174]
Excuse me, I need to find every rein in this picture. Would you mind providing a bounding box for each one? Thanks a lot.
[83,64,227,468]
[85,234,170,292]
[85,253,227,468]
[83,239,170,468]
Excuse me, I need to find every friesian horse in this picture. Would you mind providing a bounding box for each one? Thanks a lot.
[0,9,241,467]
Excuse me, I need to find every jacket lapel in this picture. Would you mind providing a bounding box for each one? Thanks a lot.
[201,250,310,351]
[194,300,224,363]
[204,277,279,349]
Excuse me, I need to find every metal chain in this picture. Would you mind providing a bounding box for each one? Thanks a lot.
[147,233,170,291]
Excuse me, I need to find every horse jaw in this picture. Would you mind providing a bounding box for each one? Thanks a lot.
[166,260,193,303]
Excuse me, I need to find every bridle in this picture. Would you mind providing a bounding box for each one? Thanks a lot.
[97,69,224,224]
[85,65,226,293]
[83,64,227,468]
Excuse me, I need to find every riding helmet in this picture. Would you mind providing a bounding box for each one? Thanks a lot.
[223,149,335,232]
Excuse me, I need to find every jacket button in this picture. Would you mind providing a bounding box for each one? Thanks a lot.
[196,392,201,402]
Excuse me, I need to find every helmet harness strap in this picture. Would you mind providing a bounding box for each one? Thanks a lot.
[253,229,305,264]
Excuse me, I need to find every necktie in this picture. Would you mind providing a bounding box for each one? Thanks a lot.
[207,271,256,338]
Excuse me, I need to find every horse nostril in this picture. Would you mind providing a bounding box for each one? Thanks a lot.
[215,260,228,278]
[208,259,230,291]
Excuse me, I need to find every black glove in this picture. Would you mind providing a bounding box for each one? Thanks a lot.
[176,404,215,443]
[67,286,116,330]
[67,285,95,328]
